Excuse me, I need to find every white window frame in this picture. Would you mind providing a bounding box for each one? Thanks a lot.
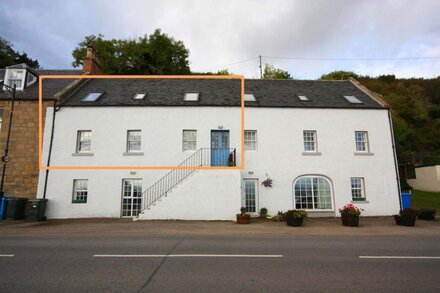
[4,69,25,91]
[76,130,92,153]
[127,130,142,152]
[244,93,256,102]
[133,93,146,100]
[72,179,88,203]
[182,130,197,151]
[344,95,362,104]
[351,177,366,201]
[244,130,257,151]
[303,130,317,152]
[82,92,103,102]
[121,178,143,218]
[184,92,199,101]
[293,176,333,211]
[355,131,369,152]
[243,178,259,215]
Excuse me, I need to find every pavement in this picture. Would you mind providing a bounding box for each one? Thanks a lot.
[0,216,439,236]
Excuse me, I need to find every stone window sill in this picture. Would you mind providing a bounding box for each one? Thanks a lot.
[350,200,369,204]
[72,153,94,156]
[302,152,322,156]
[123,152,144,156]
[354,152,374,156]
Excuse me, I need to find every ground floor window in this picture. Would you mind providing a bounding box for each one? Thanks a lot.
[351,177,366,201]
[294,176,332,210]
[72,179,88,203]
[122,179,143,217]
[243,179,258,214]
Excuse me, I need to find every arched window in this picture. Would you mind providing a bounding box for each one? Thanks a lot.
[294,176,333,210]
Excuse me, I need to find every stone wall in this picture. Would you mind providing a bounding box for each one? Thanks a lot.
[0,100,53,198]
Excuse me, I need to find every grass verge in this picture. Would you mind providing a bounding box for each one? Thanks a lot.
[411,190,440,213]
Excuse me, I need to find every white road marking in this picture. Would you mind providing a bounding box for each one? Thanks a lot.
[360,256,440,259]
[94,254,283,258]
[0,254,15,257]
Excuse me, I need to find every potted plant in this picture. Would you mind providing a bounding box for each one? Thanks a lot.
[284,210,307,227]
[339,203,363,227]
[394,208,418,226]
[261,177,272,188]
[259,207,268,218]
[418,208,436,221]
[236,207,251,224]
[272,211,285,222]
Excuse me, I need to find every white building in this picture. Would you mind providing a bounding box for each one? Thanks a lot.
[37,78,401,220]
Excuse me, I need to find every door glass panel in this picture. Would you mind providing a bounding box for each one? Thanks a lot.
[244,180,257,213]
[122,179,143,217]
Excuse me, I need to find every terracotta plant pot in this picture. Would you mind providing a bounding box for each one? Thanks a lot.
[394,215,416,226]
[286,217,304,227]
[236,214,251,224]
[341,214,359,227]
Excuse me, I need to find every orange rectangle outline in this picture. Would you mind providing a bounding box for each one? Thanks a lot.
[39,75,245,170]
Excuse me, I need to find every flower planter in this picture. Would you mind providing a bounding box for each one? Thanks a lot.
[236,214,251,224]
[341,214,359,227]
[394,215,416,226]
[418,209,436,221]
[286,217,304,227]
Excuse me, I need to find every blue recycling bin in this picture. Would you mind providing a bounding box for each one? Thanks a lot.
[401,193,412,209]
[0,197,8,220]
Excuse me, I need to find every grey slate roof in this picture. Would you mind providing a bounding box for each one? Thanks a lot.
[60,78,384,109]
[0,67,81,101]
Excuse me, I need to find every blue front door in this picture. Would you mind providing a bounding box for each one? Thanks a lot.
[211,130,230,166]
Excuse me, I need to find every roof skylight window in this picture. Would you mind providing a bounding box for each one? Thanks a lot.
[244,93,256,102]
[343,95,362,104]
[184,92,199,101]
[82,92,103,102]
[133,93,146,100]
[297,95,309,101]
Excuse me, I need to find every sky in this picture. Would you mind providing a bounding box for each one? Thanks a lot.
[0,0,439,79]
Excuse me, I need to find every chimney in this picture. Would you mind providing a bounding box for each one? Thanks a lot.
[82,46,103,75]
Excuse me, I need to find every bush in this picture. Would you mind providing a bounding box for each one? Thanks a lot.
[259,208,268,218]
[418,208,436,220]
[400,208,419,217]
[284,210,308,219]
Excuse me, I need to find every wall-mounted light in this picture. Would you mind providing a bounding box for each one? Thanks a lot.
[218,125,223,129]
[130,171,136,175]
[248,170,254,175]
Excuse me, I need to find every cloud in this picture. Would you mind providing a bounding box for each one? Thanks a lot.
[0,0,438,78]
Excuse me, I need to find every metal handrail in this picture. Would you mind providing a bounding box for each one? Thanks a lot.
[139,148,236,216]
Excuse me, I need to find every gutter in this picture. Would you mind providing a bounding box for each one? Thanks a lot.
[42,100,57,199]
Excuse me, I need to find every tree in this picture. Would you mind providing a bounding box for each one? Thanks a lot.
[71,29,190,75]
[0,37,40,69]
[263,64,292,79]
[320,71,359,80]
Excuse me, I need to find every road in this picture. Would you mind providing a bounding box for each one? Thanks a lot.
[1,234,439,292]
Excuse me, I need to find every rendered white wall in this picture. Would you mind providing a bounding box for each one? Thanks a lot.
[37,106,401,219]
[408,165,440,192]
[138,170,242,221]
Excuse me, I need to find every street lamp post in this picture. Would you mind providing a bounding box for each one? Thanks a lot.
[0,81,17,198]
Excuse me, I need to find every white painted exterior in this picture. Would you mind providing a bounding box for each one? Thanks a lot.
[408,165,440,192]
[37,105,401,219]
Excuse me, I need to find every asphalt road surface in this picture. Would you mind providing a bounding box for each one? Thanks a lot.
[1,234,439,292]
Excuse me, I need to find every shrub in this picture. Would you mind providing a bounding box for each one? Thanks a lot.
[260,208,268,218]
[284,209,308,219]
[400,208,419,217]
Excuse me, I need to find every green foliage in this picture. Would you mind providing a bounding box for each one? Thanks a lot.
[71,29,190,75]
[412,190,440,213]
[0,37,40,69]
[263,63,292,79]
[320,70,358,80]
[284,209,308,219]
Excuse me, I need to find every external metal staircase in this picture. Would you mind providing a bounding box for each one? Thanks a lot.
[137,148,236,217]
